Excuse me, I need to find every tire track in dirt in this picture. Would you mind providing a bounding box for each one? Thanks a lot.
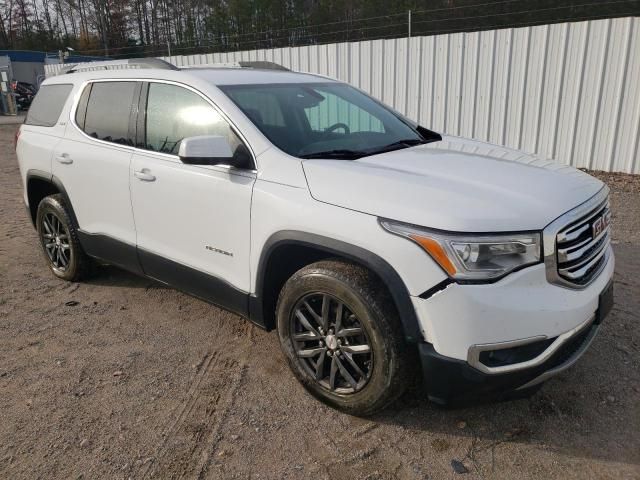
[194,362,248,479]
[137,320,255,478]
[300,417,451,479]
[135,351,220,478]
[194,321,255,479]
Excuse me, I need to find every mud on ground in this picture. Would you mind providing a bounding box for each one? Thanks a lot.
[1,125,639,479]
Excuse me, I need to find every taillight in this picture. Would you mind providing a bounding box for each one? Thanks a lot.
[14,126,21,151]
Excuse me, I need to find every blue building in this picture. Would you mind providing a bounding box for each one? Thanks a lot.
[0,50,107,85]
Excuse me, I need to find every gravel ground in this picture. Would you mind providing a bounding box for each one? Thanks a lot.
[1,124,639,479]
[0,114,26,126]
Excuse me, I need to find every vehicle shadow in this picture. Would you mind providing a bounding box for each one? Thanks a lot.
[84,264,166,290]
[82,244,639,470]
[370,244,639,468]
[370,358,638,468]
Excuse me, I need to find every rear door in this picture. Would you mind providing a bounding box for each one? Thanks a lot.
[51,80,142,273]
[129,81,255,314]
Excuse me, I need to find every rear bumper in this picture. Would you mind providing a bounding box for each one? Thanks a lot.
[418,307,604,404]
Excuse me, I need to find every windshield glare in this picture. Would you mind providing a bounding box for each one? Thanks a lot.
[220,83,425,158]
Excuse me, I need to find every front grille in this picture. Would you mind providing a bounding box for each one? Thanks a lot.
[555,201,611,286]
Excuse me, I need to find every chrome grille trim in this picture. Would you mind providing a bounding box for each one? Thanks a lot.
[543,187,611,289]
[557,223,589,244]
[557,230,609,264]
[558,240,609,279]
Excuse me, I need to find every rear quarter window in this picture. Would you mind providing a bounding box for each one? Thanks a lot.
[25,84,73,127]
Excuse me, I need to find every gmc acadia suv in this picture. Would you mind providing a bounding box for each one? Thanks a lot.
[15,59,614,415]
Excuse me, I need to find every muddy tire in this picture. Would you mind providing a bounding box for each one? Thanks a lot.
[276,259,411,416]
[36,194,92,282]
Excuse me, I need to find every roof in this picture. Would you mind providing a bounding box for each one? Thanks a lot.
[44,66,334,86]
[185,67,333,85]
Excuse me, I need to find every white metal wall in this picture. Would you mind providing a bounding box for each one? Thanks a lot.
[45,17,640,173]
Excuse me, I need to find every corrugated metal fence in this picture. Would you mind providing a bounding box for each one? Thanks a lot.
[46,17,640,173]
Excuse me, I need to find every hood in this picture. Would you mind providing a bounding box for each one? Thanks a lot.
[302,136,604,232]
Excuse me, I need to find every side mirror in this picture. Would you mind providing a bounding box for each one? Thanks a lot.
[178,135,251,169]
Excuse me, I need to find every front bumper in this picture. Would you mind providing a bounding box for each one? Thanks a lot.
[419,308,604,404]
[411,247,614,403]
[412,247,614,362]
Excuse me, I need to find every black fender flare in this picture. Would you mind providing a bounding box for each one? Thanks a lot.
[26,169,80,229]
[252,230,423,343]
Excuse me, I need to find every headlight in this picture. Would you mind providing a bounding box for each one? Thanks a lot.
[380,219,541,281]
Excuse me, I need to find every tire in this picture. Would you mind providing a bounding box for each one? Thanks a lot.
[276,259,411,416]
[36,194,92,282]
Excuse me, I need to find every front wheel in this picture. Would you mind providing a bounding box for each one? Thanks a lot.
[276,260,411,416]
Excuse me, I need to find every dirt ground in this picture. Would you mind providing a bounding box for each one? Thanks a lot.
[1,123,638,480]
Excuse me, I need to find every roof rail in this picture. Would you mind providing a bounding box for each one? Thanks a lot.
[61,58,178,75]
[181,60,289,71]
[238,61,289,71]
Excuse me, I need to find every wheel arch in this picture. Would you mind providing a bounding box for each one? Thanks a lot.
[251,230,422,343]
[26,170,79,229]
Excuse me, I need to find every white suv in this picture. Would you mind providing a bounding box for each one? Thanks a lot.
[16,59,614,415]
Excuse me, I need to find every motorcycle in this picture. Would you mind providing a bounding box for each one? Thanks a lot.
[11,81,37,111]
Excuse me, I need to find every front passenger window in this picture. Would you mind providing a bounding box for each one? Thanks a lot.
[145,83,245,157]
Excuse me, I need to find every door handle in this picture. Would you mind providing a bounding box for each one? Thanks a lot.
[134,169,156,182]
[55,154,73,164]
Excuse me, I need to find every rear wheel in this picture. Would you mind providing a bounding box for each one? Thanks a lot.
[36,194,92,281]
[276,259,411,416]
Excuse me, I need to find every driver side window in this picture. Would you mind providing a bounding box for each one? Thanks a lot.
[304,92,384,134]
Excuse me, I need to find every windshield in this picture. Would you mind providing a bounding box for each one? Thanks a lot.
[220,82,436,159]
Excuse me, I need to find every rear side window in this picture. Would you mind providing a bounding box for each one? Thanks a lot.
[82,81,137,145]
[25,84,73,127]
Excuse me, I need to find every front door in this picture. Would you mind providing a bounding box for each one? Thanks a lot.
[129,81,255,315]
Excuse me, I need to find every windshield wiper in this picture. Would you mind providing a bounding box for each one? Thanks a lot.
[366,138,426,155]
[300,149,365,160]
[300,139,426,160]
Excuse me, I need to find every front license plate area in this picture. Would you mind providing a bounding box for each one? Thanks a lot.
[596,280,614,324]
